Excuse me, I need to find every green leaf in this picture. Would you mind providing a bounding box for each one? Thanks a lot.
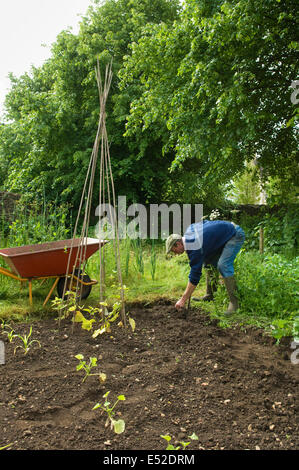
[90,357,98,367]
[129,317,136,332]
[75,354,84,360]
[74,311,85,323]
[113,419,126,434]
[92,327,106,338]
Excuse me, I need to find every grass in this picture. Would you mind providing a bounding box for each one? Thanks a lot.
[197,250,299,339]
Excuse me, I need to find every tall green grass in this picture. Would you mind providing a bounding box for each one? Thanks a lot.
[0,201,70,248]
[201,249,299,338]
[236,251,299,318]
[0,200,71,319]
[238,206,299,258]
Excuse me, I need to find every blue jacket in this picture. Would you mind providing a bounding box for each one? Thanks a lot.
[185,220,236,286]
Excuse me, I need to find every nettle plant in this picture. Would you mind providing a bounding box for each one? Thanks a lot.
[93,391,126,434]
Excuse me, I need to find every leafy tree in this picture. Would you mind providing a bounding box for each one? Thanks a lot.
[120,0,299,200]
[1,32,88,202]
[2,0,297,208]
[0,0,181,207]
[227,161,261,205]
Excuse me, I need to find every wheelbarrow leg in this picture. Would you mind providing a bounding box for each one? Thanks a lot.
[28,280,33,306]
[43,277,59,307]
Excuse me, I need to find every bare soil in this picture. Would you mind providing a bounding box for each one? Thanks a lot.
[0,300,298,451]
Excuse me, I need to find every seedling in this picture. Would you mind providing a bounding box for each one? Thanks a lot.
[93,391,126,434]
[13,326,41,355]
[3,325,16,343]
[0,319,9,330]
[0,443,12,450]
[160,432,198,450]
[270,319,292,344]
[91,302,120,337]
[73,311,96,331]
[75,354,106,383]
[51,291,76,320]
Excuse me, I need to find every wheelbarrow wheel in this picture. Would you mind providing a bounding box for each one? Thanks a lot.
[57,270,92,301]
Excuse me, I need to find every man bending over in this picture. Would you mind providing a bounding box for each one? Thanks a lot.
[166,220,245,315]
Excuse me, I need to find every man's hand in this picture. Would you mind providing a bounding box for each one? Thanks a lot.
[175,281,197,310]
[175,297,186,310]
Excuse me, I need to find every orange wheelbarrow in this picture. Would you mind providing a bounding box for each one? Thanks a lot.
[0,238,105,306]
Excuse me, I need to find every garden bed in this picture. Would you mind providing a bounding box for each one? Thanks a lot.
[0,300,298,450]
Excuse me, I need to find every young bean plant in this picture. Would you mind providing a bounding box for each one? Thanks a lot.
[93,391,126,434]
[160,432,198,450]
[75,354,106,383]
[91,301,120,337]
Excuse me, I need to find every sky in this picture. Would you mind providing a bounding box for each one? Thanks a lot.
[0,0,93,116]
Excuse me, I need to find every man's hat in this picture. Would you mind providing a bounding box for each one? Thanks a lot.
[165,234,182,254]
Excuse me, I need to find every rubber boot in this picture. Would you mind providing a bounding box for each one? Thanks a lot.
[193,268,218,302]
[223,276,239,315]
